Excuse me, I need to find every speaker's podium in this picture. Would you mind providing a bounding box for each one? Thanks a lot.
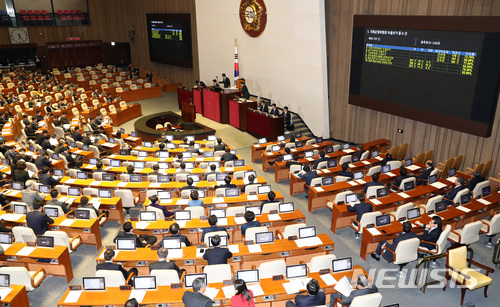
[202,87,240,124]
[247,108,284,140]
[181,101,196,123]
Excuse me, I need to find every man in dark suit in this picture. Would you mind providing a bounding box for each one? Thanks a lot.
[114,221,157,247]
[240,210,261,236]
[214,138,225,152]
[338,162,353,178]
[26,200,54,236]
[283,106,293,130]
[261,191,278,208]
[388,167,412,191]
[59,147,76,169]
[71,127,83,142]
[35,152,52,170]
[219,73,230,88]
[220,147,237,162]
[82,132,92,146]
[285,153,301,168]
[416,216,443,253]
[203,235,232,265]
[258,101,267,112]
[96,249,138,285]
[149,247,184,278]
[371,221,417,262]
[240,80,250,99]
[182,277,212,307]
[186,141,201,155]
[329,275,378,307]
[314,151,329,169]
[167,223,191,246]
[148,164,162,176]
[39,167,61,187]
[211,79,220,88]
[352,144,366,161]
[215,176,237,189]
[286,279,325,307]
[416,160,435,185]
[36,130,49,146]
[298,165,318,193]
[443,176,466,206]
[467,171,485,191]
[241,175,257,194]
[269,103,280,116]
[78,196,100,217]
[46,190,69,214]
[180,177,198,191]
[381,153,395,167]
[347,193,372,238]
[201,215,229,243]
[204,164,220,181]
[363,173,384,194]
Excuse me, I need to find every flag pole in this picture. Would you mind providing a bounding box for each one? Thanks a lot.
[234,38,239,87]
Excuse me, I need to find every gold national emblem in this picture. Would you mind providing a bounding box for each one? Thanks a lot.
[239,0,267,38]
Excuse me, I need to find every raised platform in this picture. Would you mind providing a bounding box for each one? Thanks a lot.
[134,111,216,142]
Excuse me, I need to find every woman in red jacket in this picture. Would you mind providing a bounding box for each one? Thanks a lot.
[231,279,255,307]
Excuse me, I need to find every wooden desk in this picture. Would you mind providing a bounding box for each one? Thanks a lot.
[109,103,142,126]
[58,266,368,307]
[118,86,162,102]
[229,99,257,131]
[251,136,310,162]
[97,233,333,275]
[0,285,30,307]
[177,87,193,110]
[261,141,335,172]
[1,243,73,283]
[203,88,239,124]
[247,109,284,141]
[362,138,391,152]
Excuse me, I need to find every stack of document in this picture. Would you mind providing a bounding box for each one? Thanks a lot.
[282,277,312,294]
[334,276,354,296]
[295,236,323,247]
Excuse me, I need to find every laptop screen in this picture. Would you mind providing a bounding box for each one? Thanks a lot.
[143,142,153,148]
[277,135,285,142]
[327,160,337,168]
[448,168,456,177]
[116,238,136,250]
[255,231,274,244]
[53,169,63,177]
[186,136,194,142]
[343,143,349,150]
[209,209,226,218]
[203,151,214,158]
[295,132,302,138]
[129,174,142,183]
[298,226,316,239]
[482,186,491,197]
[75,209,90,219]
[376,187,389,198]
[346,194,358,203]
[134,276,156,290]
[184,162,194,170]
[166,143,176,149]
[52,153,59,160]
[295,141,304,148]
[131,131,137,137]
[157,191,171,200]
[354,171,364,180]
[375,214,391,227]
[461,193,471,205]
[0,232,13,244]
[405,159,413,167]
[257,185,271,195]
[37,235,54,247]
[102,173,114,181]
[83,277,105,290]
[166,135,174,141]
[404,181,415,192]
[68,187,81,196]
[77,172,88,180]
[182,152,192,159]
[234,159,245,167]
[286,264,308,279]
[174,210,191,221]
[316,137,324,143]
[184,273,207,288]
[246,206,262,216]
[89,158,98,165]
[332,257,352,273]
[207,135,217,141]
[283,154,293,161]
[140,211,156,221]
[98,189,112,198]
[119,149,129,155]
[225,188,240,197]
[44,207,59,218]
[271,145,281,152]
[208,235,228,248]
[0,274,9,288]
[304,151,314,158]
[407,208,420,220]
[435,201,447,212]
[258,138,267,144]
[14,204,27,214]
[158,175,170,183]
[428,174,437,184]
[134,161,145,169]
[197,190,205,198]
[325,145,334,154]
[39,185,51,193]
[158,162,169,169]
[215,173,227,182]
[352,155,360,163]
[236,269,259,284]
[158,151,169,158]
[322,177,334,186]
[279,202,294,213]
[138,151,148,158]
[12,182,23,190]
[371,150,379,158]
[382,165,391,173]
[187,174,200,182]
[110,160,121,167]
[162,237,182,249]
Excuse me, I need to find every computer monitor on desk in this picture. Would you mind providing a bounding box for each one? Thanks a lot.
[255,231,274,244]
[208,235,228,248]
[184,273,207,288]
[376,214,391,227]
[140,211,156,221]
[236,269,259,284]
[162,237,182,249]
[257,185,271,195]
[83,277,105,291]
[376,187,389,198]
[0,274,10,288]
[44,207,59,218]
[435,201,447,213]
[279,202,294,213]
[286,264,307,279]
[134,276,156,290]
[37,235,54,248]
[116,238,136,250]
[246,206,262,216]
[332,257,352,273]
[407,208,420,220]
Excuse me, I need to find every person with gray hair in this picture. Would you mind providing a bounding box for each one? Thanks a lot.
[329,274,378,307]
[182,277,212,307]
[21,180,46,211]
[149,247,184,278]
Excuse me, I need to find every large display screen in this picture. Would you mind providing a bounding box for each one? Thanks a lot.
[349,16,500,137]
[146,14,193,68]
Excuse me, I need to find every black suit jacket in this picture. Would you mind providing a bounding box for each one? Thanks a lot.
[363,181,384,194]
[347,202,372,223]
[182,291,213,307]
[295,291,326,307]
[383,232,418,262]
[201,226,228,242]
[418,226,442,250]
[220,152,237,162]
[203,246,233,265]
[35,155,52,170]
[214,144,226,152]
[258,105,267,112]
[220,77,230,88]
[283,111,292,126]
[468,177,485,191]
[330,286,378,307]
[149,260,182,277]
[269,108,280,116]
[444,185,467,205]
[416,167,435,180]
[114,231,145,248]
[241,84,250,99]
[39,173,60,186]
[26,211,54,236]
[96,262,129,280]
[338,170,353,178]
[168,233,191,246]
[299,171,318,192]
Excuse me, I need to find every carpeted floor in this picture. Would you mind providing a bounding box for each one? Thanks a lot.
[28,92,500,307]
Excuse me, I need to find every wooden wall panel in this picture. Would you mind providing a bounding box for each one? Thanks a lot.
[0,0,198,87]
[326,0,500,176]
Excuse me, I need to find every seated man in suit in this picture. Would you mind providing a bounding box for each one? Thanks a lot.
[314,151,329,169]
[214,138,225,152]
[182,277,212,307]
[149,195,174,218]
[114,221,157,247]
[467,171,485,191]
[240,210,261,236]
[149,247,184,278]
[261,191,277,208]
[286,279,325,307]
[416,160,434,185]
[257,101,267,112]
[204,164,220,180]
[46,190,69,214]
[443,176,466,206]
[96,249,138,285]
[26,200,54,236]
[415,216,443,256]
[39,167,61,187]
[269,147,292,167]
[347,193,372,239]
[363,173,384,194]
[284,152,301,168]
[22,180,46,211]
[215,175,237,189]
[338,162,354,178]
[203,234,233,265]
[167,223,191,246]
[241,174,257,193]
[220,147,237,163]
[298,165,318,194]
[371,221,417,262]
[240,80,250,99]
[148,164,162,176]
[352,144,366,161]
[186,141,201,155]
[78,196,100,217]
[269,103,280,116]
[329,274,378,307]
[381,153,395,167]
[201,215,229,243]
[35,151,52,170]
[388,167,412,191]
[181,177,198,191]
